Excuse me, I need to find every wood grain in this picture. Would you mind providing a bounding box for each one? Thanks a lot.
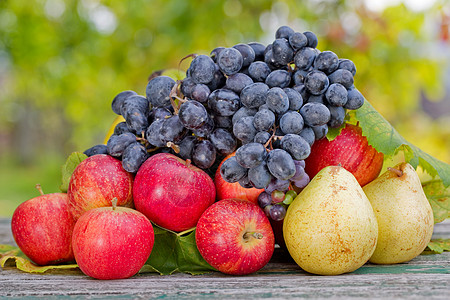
[1,218,449,299]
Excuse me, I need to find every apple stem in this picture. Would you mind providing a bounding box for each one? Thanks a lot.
[35,184,44,196]
[186,159,192,167]
[387,167,403,177]
[243,231,263,241]
[111,197,118,210]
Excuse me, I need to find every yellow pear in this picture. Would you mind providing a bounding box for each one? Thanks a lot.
[283,166,378,275]
[363,162,434,264]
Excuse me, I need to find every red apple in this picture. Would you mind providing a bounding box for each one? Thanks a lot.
[133,153,216,232]
[72,201,154,280]
[196,198,275,275]
[11,185,75,265]
[68,154,134,220]
[305,123,384,186]
[214,153,263,204]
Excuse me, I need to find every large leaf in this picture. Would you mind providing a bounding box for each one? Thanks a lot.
[0,245,78,273]
[422,239,450,254]
[59,152,88,192]
[423,180,450,223]
[141,226,216,275]
[353,100,450,187]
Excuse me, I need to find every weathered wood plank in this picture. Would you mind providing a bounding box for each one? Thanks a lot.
[1,218,449,299]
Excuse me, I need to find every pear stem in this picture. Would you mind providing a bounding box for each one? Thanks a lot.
[111,197,118,210]
[243,232,263,240]
[35,184,44,196]
[387,167,403,177]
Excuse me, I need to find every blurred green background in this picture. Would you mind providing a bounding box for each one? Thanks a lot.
[1,0,449,216]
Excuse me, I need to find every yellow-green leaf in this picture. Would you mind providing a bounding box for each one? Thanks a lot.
[59,152,88,192]
[423,239,450,254]
[422,180,450,223]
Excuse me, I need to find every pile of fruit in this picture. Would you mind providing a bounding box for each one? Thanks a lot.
[8,25,437,279]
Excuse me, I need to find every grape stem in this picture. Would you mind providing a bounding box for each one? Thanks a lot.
[264,125,279,150]
[166,142,180,153]
[169,80,187,115]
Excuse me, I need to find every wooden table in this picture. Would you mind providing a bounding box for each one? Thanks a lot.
[1,218,449,299]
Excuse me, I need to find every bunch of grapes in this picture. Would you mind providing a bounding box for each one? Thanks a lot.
[84,25,365,221]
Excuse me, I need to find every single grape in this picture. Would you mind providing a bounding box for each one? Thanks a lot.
[124,109,149,135]
[145,76,176,107]
[178,100,209,130]
[248,61,271,82]
[112,90,137,115]
[298,126,315,146]
[279,111,304,134]
[177,135,196,160]
[294,47,317,70]
[248,161,272,189]
[254,131,271,144]
[306,94,325,105]
[289,32,308,50]
[233,116,257,144]
[253,108,275,132]
[328,105,346,128]
[217,47,243,75]
[240,82,269,108]
[272,38,294,66]
[189,54,216,84]
[248,42,266,61]
[265,70,291,88]
[344,87,365,110]
[226,73,254,94]
[314,51,339,74]
[146,119,166,147]
[281,134,311,161]
[121,142,149,173]
[300,102,331,127]
[208,88,240,116]
[304,70,329,95]
[107,132,137,157]
[269,204,287,221]
[290,161,306,181]
[235,142,267,168]
[338,58,356,76]
[232,43,256,68]
[292,173,310,189]
[325,83,348,107]
[311,124,328,140]
[292,69,308,85]
[210,128,237,156]
[328,69,354,89]
[114,121,131,136]
[121,95,149,117]
[266,87,290,115]
[220,156,247,183]
[84,144,108,157]
[271,190,285,204]
[257,192,273,208]
[191,139,216,169]
[303,31,318,48]
[275,26,295,39]
[266,149,296,180]
[160,115,187,143]
[191,84,210,103]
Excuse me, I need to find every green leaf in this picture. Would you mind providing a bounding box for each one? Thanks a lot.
[422,180,450,223]
[422,239,450,254]
[59,152,88,192]
[0,244,78,273]
[142,225,216,275]
[354,100,450,187]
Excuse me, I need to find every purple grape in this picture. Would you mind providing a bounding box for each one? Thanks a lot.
[257,192,272,208]
[269,204,287,221]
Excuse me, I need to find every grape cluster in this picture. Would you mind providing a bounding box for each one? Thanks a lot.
[84,25,365,220]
